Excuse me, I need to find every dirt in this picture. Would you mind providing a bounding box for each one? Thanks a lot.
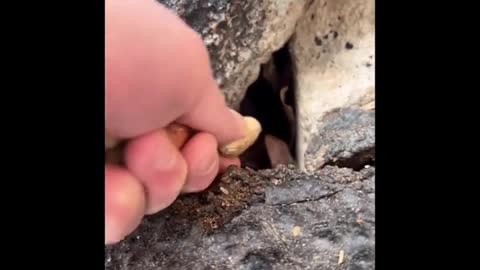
[160,166,268,233]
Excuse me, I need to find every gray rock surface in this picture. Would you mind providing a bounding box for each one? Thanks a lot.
[304,108,375,171]
[105,165,375,270]
[158,0,307,109]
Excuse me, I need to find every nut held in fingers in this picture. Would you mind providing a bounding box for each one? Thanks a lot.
[105,116,262,165]
[219,116,262,157]
[165,123,193,149]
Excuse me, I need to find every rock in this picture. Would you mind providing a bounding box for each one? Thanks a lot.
[290,0,375,171]
[158,0,307,109]
[304,108,375,171]
[264,176,342,205]
[105,165,375,270]
[156,1,375,172]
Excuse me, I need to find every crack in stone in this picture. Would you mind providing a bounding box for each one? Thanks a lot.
[268,189,343,206]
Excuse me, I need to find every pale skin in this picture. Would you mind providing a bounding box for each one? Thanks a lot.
[105,0,245,244]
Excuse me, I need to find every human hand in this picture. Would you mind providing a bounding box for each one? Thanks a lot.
[105,0,245,244]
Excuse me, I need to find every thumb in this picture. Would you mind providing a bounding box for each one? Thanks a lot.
[177,87,246,145]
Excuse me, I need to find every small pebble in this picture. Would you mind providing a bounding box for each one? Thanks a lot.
[292,226,302,237]
[338,250,345,264]
[220,186,230,195]
[272,178,281,185]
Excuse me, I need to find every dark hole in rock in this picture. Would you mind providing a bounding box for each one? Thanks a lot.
[239,43,296,170]
[324,148,375,171]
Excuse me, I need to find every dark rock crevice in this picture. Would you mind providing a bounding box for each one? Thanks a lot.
[239,43,297,170]
[323,147,375,171]
[268,189,342,206]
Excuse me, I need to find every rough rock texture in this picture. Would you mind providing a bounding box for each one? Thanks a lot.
[105,165,374,270]
[156,1,375,172]
[158,0,307,109]
[291,0,375,171]
[304,108,375,171]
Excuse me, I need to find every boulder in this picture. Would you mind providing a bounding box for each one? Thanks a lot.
[105,165,375,270]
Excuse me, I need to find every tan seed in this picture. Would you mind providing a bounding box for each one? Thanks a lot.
[219,116,262,157]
